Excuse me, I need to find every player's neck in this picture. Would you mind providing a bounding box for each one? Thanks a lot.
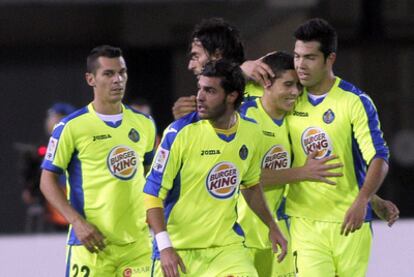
[307,73,336,95]
[210,110,237,130]
[261,96,285,120]
[92,100,122,115]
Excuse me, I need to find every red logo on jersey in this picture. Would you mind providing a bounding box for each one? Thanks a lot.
[107,145,138,180]
[123,268,132,277]
[301,127,332,159]
[206,162,239,199]
[262,145,290,170]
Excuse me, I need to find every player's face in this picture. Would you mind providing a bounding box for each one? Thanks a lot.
[267,69,301,113]
[294,40,330,91]
[188,40,210,75]
[196,76,229,120]
[86,56,128,104]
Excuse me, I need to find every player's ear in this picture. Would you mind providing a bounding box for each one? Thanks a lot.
[85,72,96,87]
[326,52,336,67]
[211,49,223,61]
[226,90,238,105]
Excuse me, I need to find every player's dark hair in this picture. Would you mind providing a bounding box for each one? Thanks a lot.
[262,51,295,80]
[201,60,245,109]
[87,45,123,73]
[294,18,337,60]
[191,18,245,64]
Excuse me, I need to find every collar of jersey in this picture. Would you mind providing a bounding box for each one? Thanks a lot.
[88,103,124,129]
[257,98,285,127]
[213,114,239,142]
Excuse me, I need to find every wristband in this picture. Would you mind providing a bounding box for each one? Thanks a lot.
[155,231,172,251]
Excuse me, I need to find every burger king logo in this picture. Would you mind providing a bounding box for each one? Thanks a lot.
[206,162,239,199]
[107,145,138,180]
[301,127,333,159]
[262,145,290,170]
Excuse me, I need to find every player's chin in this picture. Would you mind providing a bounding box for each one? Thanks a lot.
[197,111,209,119]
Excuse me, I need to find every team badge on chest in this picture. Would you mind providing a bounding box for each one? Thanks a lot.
[128,128,140,142]
[323,109,335,124]
[206,162,239,199]
[239,145,248,160]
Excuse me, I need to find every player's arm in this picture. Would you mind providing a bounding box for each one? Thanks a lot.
[261,151,343,186]
[371,194,399,227]
[240,51,276,87]
[241,184,287,262]
[341,158,388,235]
[172,95,196,120]
[145,194,186,277]
[342,95,390,235]
[40,170,105,252]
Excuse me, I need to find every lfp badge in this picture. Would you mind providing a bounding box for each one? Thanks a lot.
[301,127,333,159]
[107,145,138,180]
[206,162,239,199]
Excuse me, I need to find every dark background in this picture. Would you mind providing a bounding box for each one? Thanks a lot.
[1,0,413,232]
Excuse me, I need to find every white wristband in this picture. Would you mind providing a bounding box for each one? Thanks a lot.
[155,231,172,252]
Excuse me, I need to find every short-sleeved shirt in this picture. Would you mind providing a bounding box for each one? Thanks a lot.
[42,103,156,245]
[144,112,262,255]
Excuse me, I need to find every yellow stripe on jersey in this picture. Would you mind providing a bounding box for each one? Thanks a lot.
[144,194,164,210]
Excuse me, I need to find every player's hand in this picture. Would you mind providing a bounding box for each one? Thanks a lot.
[341,197,368,236]
[371,195,400,227]
[72,217,106,253]
[240,55,275,87]
[172,96,196,120]
[160,247,186,277]
[268,224,287,263]
[302,151,343,185]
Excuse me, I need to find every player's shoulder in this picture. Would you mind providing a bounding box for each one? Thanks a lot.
[239,98,259,118]
[53,106,89,136]
[162,112,201,144]
[335,78,368,99]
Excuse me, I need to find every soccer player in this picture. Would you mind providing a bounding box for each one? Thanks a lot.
[172,17,274,119]
[286,18,389,276]
[40,45,156,277]
[238,51,344,277]
[144,60,287,277]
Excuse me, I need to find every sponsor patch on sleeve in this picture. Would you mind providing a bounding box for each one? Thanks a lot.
[45,137,58,161]
[152,147,169,172]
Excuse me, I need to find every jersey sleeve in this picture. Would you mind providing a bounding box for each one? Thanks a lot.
[143,125,183,200]
[350,93,389,164]
[41,121,75,174]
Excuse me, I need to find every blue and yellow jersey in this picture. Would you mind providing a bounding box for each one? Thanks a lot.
[238,98,291,249]
[244,82,264,101]
[144,112,262,253]
[42,103,156,245]
[286,77,389,222]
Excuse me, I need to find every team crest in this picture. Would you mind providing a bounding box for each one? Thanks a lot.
[323,109,335,124]
[206,162,239,199]
[301,127,333,159]
[262,145,290,170]
[128,128,140,142]
[239,145,248,160]
[107,145,138,180]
